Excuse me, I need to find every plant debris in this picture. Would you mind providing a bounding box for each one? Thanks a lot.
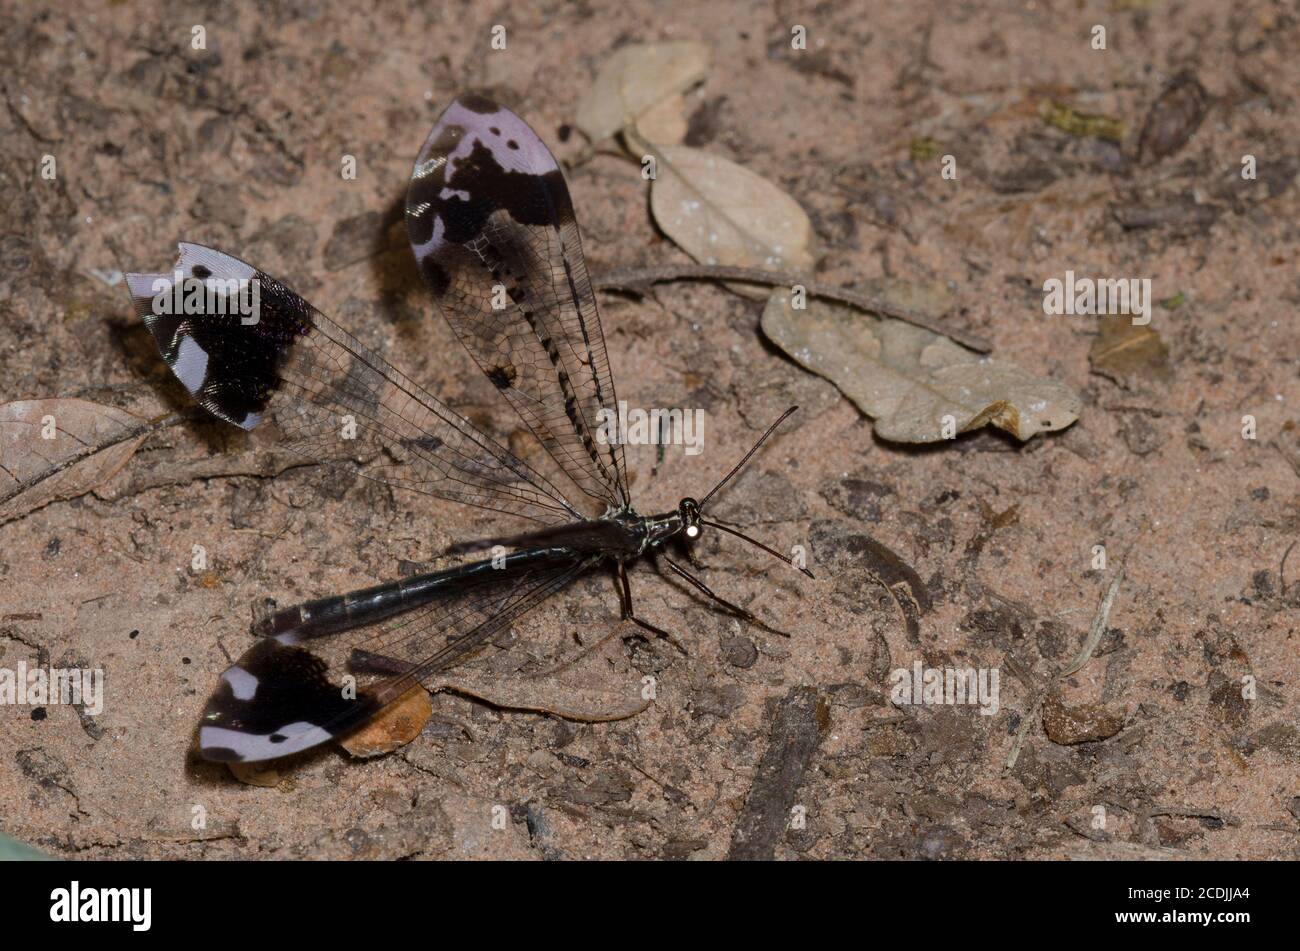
[1040,100,1125,141]
[0,400,171,525]
[575,41,712,145]
[339,685,433,758]
[1138,72,1209,163]
[1042,695,1126,744]
[646,141,815,295]
[728,685,829,860]
[1089,319,1173,386]
[761,288,1080,442]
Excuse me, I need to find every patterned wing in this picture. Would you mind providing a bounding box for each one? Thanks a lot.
[126,243,579,525]
[197,551,594,762]
[406,94,629,516]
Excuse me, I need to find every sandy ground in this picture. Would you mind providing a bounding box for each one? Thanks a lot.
[1,0,1297,859]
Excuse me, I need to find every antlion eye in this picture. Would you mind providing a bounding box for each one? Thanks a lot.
[685,525,700,538]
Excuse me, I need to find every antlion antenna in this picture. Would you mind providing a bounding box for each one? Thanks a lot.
[700,517,813,578]
[699,405,798,509]
[697,406,813,579]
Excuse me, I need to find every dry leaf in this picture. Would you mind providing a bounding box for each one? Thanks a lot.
[339,686,433,758]
[575,41,711,144]
[1089,319,1172,385]
[761,290,1080,442]
[0,399,152,524]
[634,93,689,145]
[227,761,283,788]
[650,145,815,296]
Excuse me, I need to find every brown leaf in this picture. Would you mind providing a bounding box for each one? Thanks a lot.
[1090,319,1173,385]
[0,399,153,525]
[339,686,433,758]
[227,761,283,788]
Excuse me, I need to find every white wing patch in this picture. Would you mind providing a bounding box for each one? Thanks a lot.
[173,335,209,395]
[221,666,259,701]
[199,722,334,761]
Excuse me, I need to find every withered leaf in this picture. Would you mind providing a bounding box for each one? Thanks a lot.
[227,761,283,788]
[340,685,433,758]
[634,93,690,145]
[761,289,1080,443]
[575,41,711,144]
[0,399,154,525]
[1089,319,1172,386]
[650,145,815,296]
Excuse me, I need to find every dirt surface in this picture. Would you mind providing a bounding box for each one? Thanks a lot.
[2,0,1298,860]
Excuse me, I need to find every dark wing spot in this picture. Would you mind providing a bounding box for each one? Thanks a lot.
[507,139,519,150]
[458,92,499,114]
[489,126,501,136]
[400,434,444,452]
[487,364,517,389]
[192,264,212,279]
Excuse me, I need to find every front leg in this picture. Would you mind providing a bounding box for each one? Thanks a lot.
[616,560,688,654]
[659,555,793,639]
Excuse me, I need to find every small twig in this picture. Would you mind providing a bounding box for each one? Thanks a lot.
[1281,540,1296,599]
[1059,567,1125,678]
[1003,568,1125,772]
[593,264,992,353]
[1002,654,1043,771]
[1004,695,1042,772]
[1146,805,1240,827]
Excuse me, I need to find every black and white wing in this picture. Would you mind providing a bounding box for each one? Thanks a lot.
[406,94,629,516]
[125,243,579,525]
[197,550,595,762]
